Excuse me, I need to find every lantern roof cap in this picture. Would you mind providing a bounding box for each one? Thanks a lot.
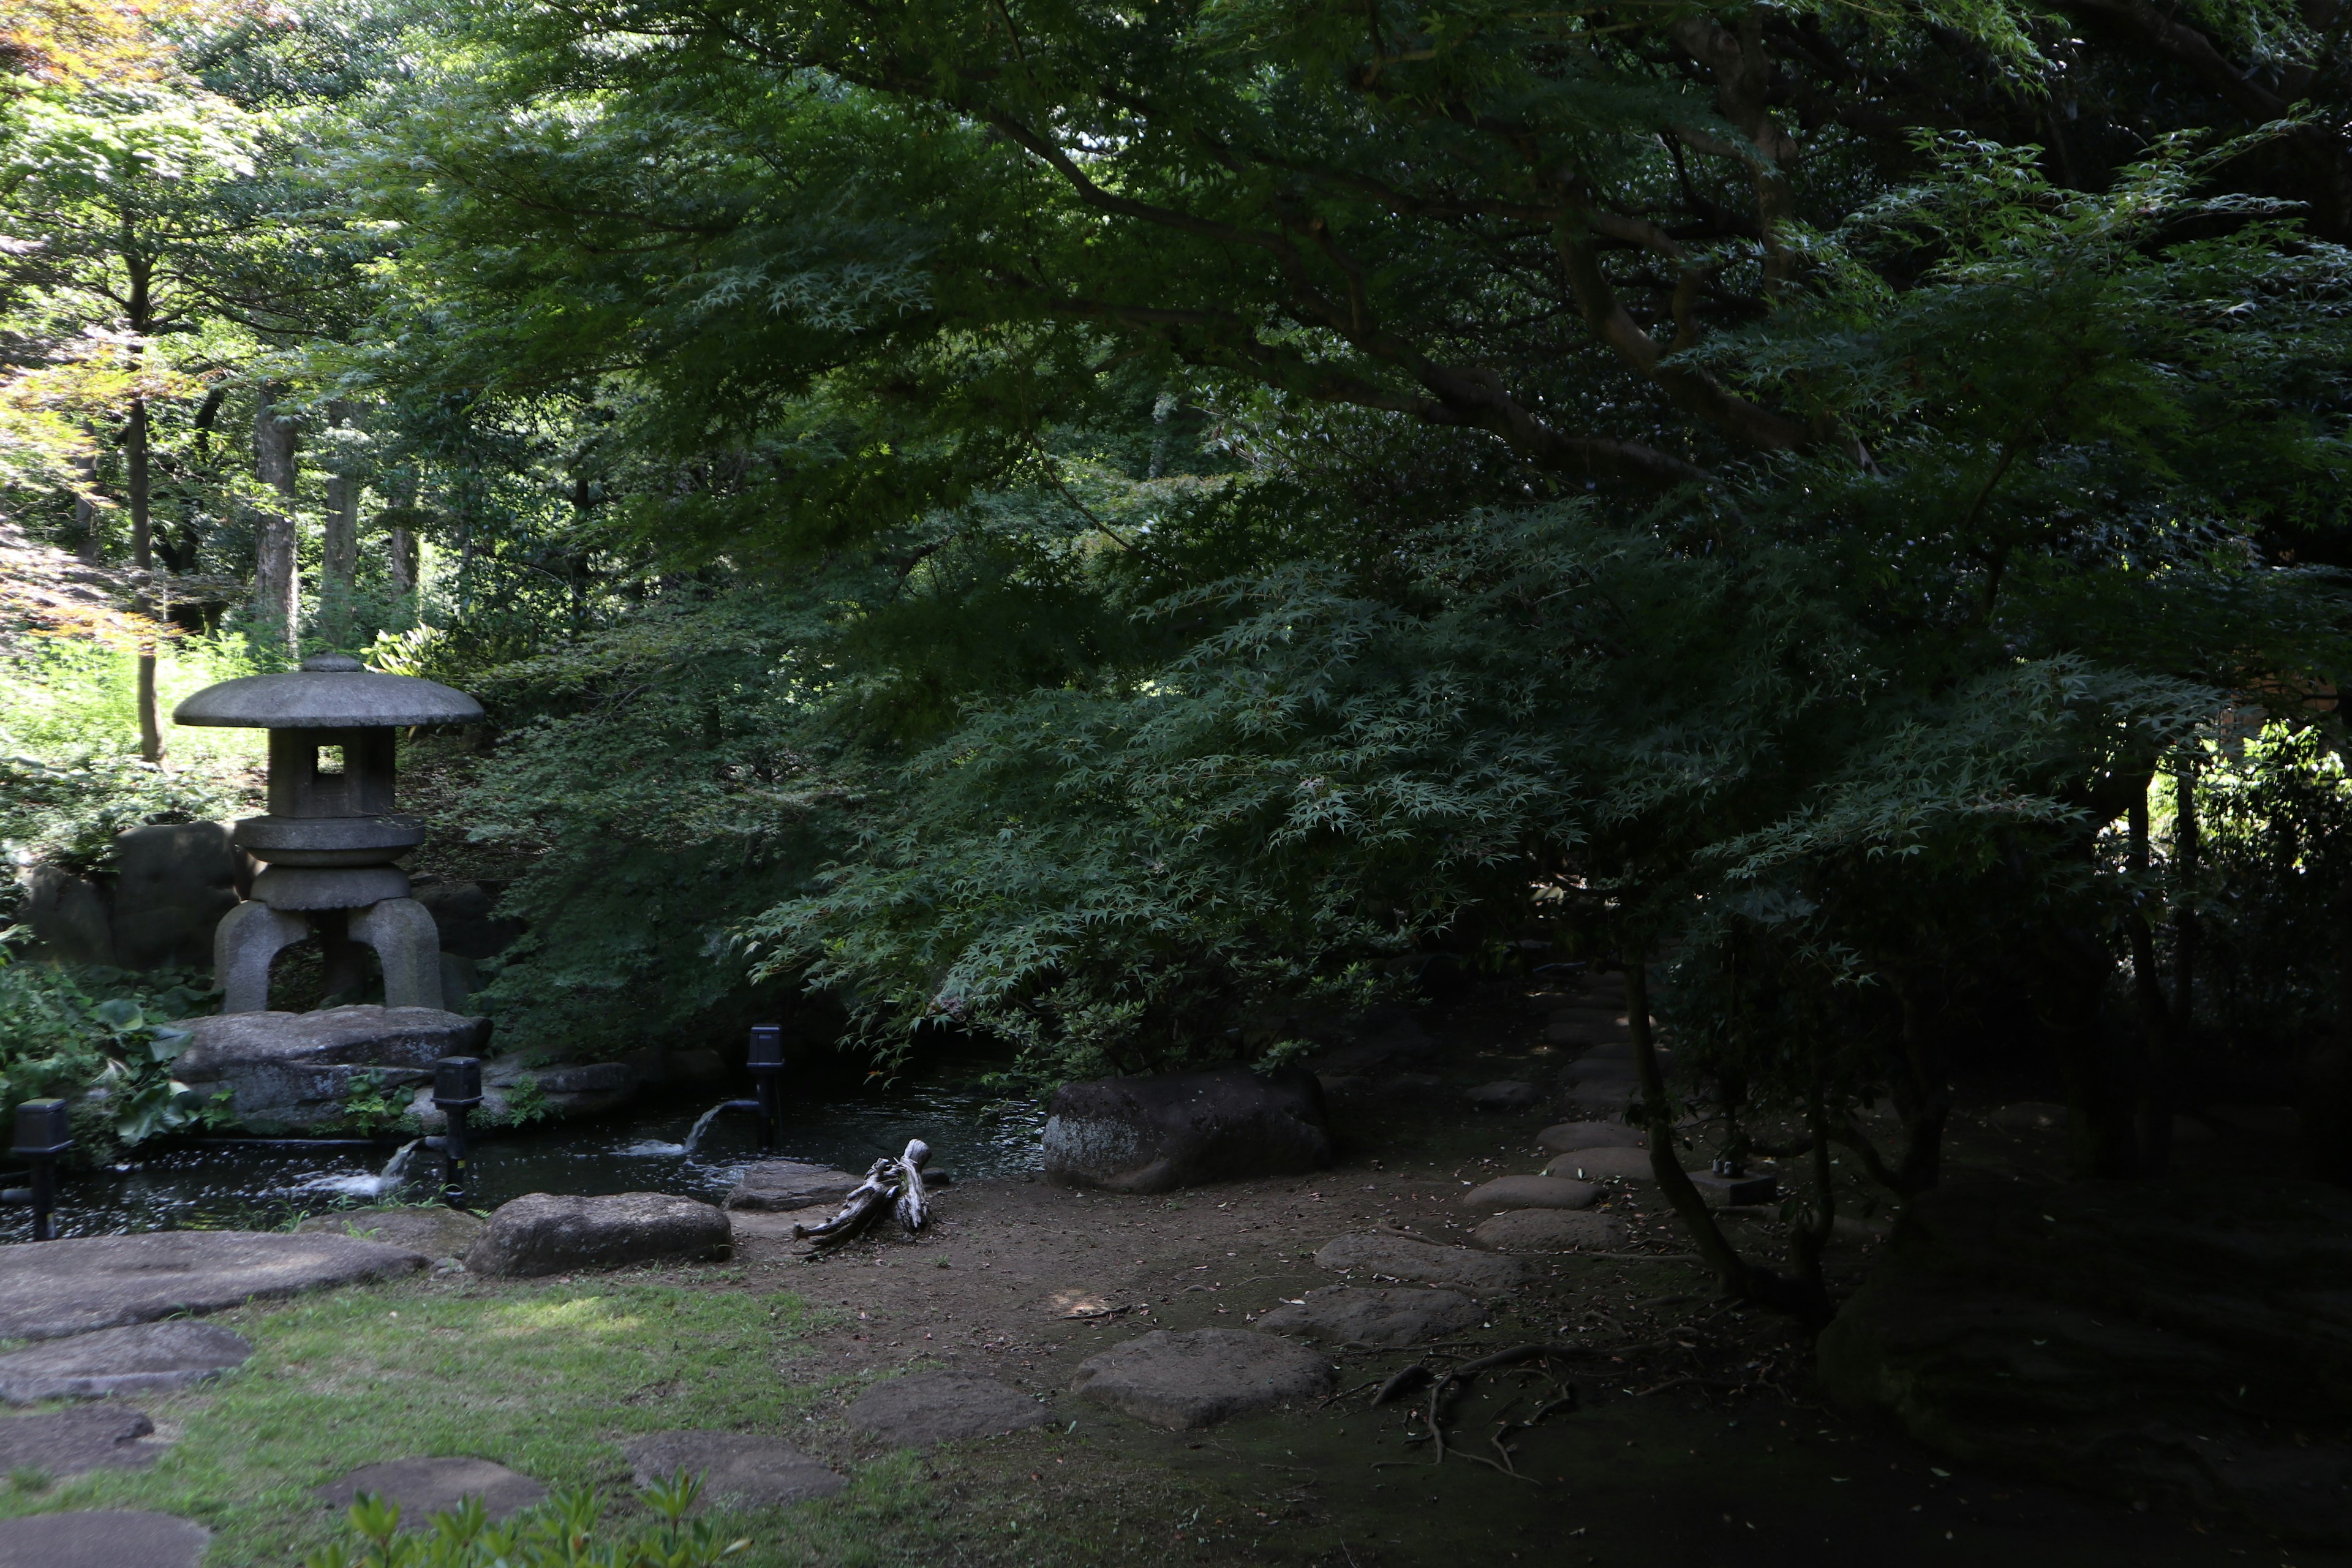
[173,652,483,729]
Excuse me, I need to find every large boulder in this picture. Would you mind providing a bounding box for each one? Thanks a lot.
[173,1005,487,1134]
[20,862,114,965]
[1042,1065,1332,1194]
[110,822,247,970]
[464,1193,731,1278]
[1817,1176,2352,1544]
[405,1053,632,1133]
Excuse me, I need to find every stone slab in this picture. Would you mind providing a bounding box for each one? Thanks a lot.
[0,1405,159,1477]
[1471,1209,1629,1253]
[1546,1145,1656,1182]
[175,1006,487,1133]
[846,1371,1049,1448]
[0,1231,427,1341]
[1463,1080,1544,1112]
[1537,1121,1644,1155]
[0,1321,251,1404]
[1071,1329,1334,1430]
[623,1431,844,1508]
[0,1511,208,1568]
[724,1162,863,1213]
[464,1193,731,1278]
[296,1207,484,1260]
[1462,1175,1599,1211]
[1311,1232,1526,1291]
[1255,1286,1483,1348]
[314,1458,548,1526]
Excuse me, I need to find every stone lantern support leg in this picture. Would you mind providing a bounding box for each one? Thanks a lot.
[349,897,444,1010]
[214,900,311,1014]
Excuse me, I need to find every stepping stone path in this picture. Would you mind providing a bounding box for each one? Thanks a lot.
[0,1321,250,1404]
[315,1458,548,1526]
[1461,1175,1598,1211]
[1255,1286,1483,1348]
[296,1206,483,1259]
[1537,1121,1644,1155]
[1463,1080,1544,1112]
[463,1193,731,1278]
[846,1371,1049,1448]
[1071,1329,1334,1430]
[1471,1210,1627,1254]
[0,1404,160,1477]
[624,1431,844,1507]
[724,1161,862,1213]
[0,1231,426,1341]
[1546,1147,1654,1182]
[1312,1233,1526,1291]
[0,1510,208,1568]
[1989,1101,2067,1134]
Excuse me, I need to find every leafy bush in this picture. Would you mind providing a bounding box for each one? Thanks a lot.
[304,1475,746,1568]
[0,941,216,1158]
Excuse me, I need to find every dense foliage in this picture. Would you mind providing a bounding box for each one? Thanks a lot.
[306,1478,746,1568]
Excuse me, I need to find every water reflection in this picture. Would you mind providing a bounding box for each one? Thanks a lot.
[2,1079,1042,1242]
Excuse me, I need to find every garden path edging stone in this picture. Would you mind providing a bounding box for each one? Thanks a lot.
[846,1371,1049,1447]
[622,1431,845,1508]
[0,1231,426,1341]
[0,1404,161,1477]
[0,1510,209,1568]
[1471,1209,1628,1253]
[1536,1121,1645,1155]
[1072,1328,1334,1429]
[0,1321,251,1404]
[1462,1175,1599,1211]
[314,1458,548,1526]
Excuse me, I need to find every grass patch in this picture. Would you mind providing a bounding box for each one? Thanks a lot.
[0,1273,948,1567]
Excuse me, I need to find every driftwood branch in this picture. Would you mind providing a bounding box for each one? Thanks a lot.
[793,1140,935,1246]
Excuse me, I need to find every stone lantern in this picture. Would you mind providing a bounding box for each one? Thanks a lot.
[174,652,483,1012]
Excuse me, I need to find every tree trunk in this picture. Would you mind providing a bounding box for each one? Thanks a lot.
[320,400,361,646]
[382,467,420,596]
[251,387,301,656]
[72,450,102,564]
[126,393,162,763]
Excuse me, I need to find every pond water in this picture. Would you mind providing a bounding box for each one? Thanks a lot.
[2,1077,1044,1243]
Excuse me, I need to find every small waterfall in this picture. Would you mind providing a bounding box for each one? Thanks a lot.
[303,1136,424,1199]
[376,1138,423,1191]
[678,1104,728,1157]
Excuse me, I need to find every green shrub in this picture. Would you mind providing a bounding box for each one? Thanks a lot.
[304,1475,747,1568]
[0,941,216,1158]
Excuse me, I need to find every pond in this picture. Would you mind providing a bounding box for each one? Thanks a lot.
[2,1076,1045,1243]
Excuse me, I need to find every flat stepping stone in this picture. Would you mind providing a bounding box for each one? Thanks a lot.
[1547,1146,1654,1182]
[1537,1121,1643,1155]
[314,1458,548,1526]
[1462,1175,1598,1211]
[0,1405,159,1477]
[624,1431,844,1507]
[1463,1080,1544,1112]
[296,1207,483,1259]
[1071,1329,1333,1430]
[1256,1286,1482,1348]
[1313,1233,1526,1291]
[0,1321,250,1404]
[724,1162,864,1212]
[1560,1060,1638,1088]
[1471,1209,1628,1254]
[0,1510,208,1568]
[0,1232,426,1341]
[846,1371,1049,1448]
[1989,1101,2067,1133]
[463,1193,731,1278]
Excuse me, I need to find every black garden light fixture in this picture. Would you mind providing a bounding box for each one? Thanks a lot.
[746,1025,785,1155]
[428,1056,483,1208]
[7,1098,71,1240]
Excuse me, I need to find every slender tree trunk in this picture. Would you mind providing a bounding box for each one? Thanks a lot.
[321,400,361,646]
[251,386,301,656]
[72,450,102,564]
[126,393,162,763]
[2128,788,2174,1174]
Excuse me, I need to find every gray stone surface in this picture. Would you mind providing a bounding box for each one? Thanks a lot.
[1536,1121,1645,1155]
[1462,1175,1599,1211]
[22,862,114,965]
[173,1006,486,1133]
[407,1054,633,1133]
[1043,1066,1331,1194]
[110,822,246,970]
[0,1231,426,1341]
[725,1161,863,1213]
[0,1405,159,1477]
[1311,1232,1527,1291]
[0,1510,209,1568]
[1471,1209,1629,1253]
[0,1321,251,1404]
[1463,1080,1544,1112]
[314,1458,548,1526]
[1071,1329,1335,1430]
[296,1206,483,1259]
[1255,1286,1483,1348]
[624,1431,844,1507]
[175,667,482,728]
[846,1371,1050,1448]
[464,1193,731,1278]
[1546,1145,1656,1182]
